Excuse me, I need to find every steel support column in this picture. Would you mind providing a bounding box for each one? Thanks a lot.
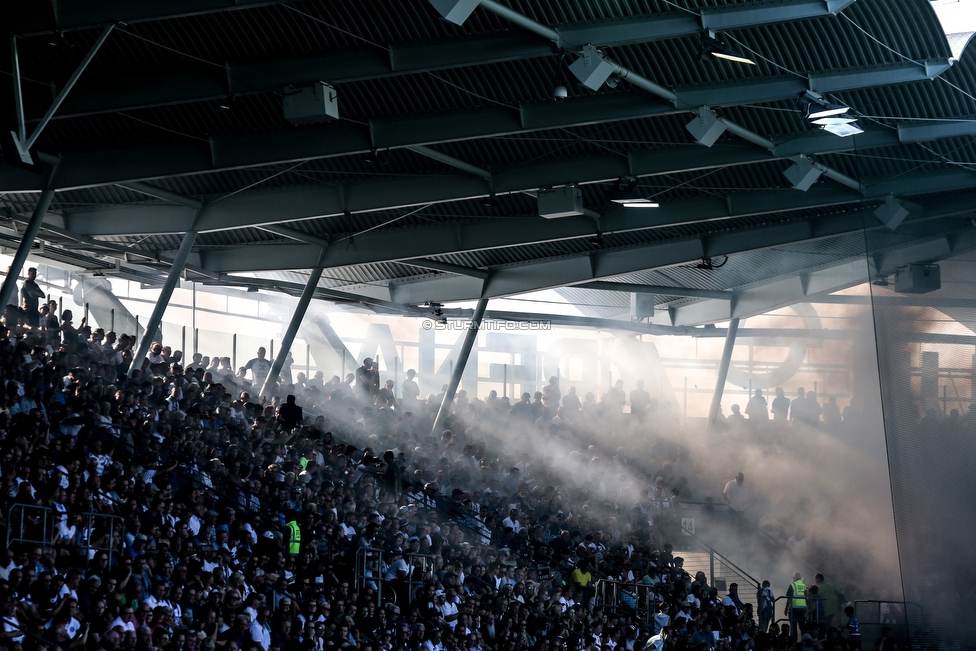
[23,25,114,152]
[10,37,25,144]
[0,188,55,311]
[431,299,488,435]
[707,317,740,428]
[260,266,323,399]
[127,230,198,376]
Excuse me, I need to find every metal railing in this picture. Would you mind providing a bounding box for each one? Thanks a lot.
[7,504,55,548]
[79,511,125,560]
[854,599,924,651]
[355,546,434,606]
[765,594,926,647]
[593,579,663,624]
[7,504,125,561]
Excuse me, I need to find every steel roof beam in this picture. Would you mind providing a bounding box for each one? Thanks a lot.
[402,259,490,279]
[577,281,732,300]
[383,213,976,304]
[9,1,301,37]
[668,230,976,326]
[898,118,976,142]
[0,58,947,193]
[12,0,859,116]
[195,185,862,272]
[59,130,971,237]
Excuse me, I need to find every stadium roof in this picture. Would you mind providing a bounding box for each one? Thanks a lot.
[3,0,976,325]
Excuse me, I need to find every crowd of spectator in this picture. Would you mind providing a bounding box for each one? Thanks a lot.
[0,288,925,651]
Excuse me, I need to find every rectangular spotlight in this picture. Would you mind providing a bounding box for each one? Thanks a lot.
[874,195,910,230]
[801,91,851,120]
[783,157,823,191]
[699,32,755,65]
[283,82,339,124]
[538,185,584,218]
[808,105,851,119]
[894,264,940,293]
[820,122,863,137]
[569,45,616,91]
[812,116,857,126]
[429,0,480,25]
[685,107,727,147]
[611,199,660,208]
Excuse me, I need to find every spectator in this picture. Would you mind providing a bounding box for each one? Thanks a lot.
[0,313,888,651]
[242,347,272,390]
[21,268,46,329]
[723,472,750,513]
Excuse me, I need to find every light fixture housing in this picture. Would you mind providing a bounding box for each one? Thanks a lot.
[809,104,850,119]
[699,31,755,65]
[428,0,480,25]
[612,198,660,208]
[820,122,864,137]
[783,156,823,191]
[282,82,339,125]
[538,185,585,218]
[799,91,862,137]
[685,107,727,147]
[800,91,852,119]
[569,45,616,91]
[874,195,910,230]
[608,176,659,208]
[811,116,857,126]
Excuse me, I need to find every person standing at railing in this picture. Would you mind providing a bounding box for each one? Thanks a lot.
[843,605,861,651]
[807,584,825,635]
[723,472,751,514]
[759,580,775,634]
[815,573,844,631]
[20,268,45,329]
[787,572,808,643]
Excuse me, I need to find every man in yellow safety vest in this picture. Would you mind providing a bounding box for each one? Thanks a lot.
[785,572,807,643]
[286,513,301,556]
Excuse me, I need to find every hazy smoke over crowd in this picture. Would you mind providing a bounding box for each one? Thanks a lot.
[369,302,905,607]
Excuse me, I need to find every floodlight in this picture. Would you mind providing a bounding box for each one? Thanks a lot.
[699,32,755,65]
[685,107,727,147]
[538,186,584,218]
[820,122,864,137]
[874,195,910,230]
[783,157,823,191]
[809,104,851,119]
[800,91,851,120]
[608,176,658,207]
[612,198,660,208]
[428,0,480,25]
[811,116,858,126]
[569,45,617,91]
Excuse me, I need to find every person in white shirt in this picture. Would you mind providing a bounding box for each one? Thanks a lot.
[110,606,137,633]
[186,353,206,371]
[438,589,460,631]
[249,608,272,650]
[243,348,272,390]
[502,509,521,534]
[384,551,410,581]
[645,629,668,651]
[723,472,750,512]
[721,583,744,617]
[58,570,82,601]
[147,342,166,364]
[422,627,445,651]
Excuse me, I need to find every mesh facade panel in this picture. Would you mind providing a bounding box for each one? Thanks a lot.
[870,251,976,648]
